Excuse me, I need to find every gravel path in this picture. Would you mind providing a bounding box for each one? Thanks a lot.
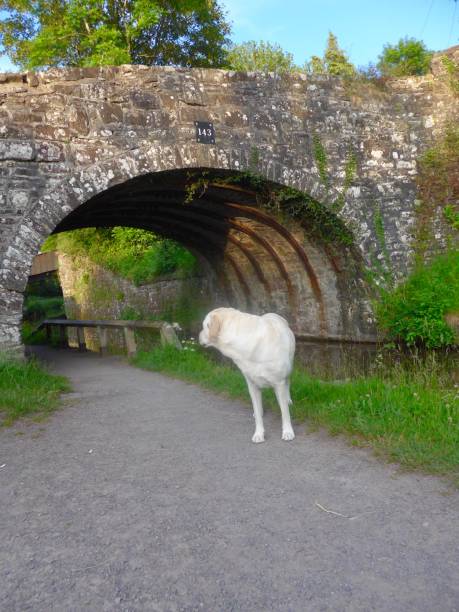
[1,346,458,612]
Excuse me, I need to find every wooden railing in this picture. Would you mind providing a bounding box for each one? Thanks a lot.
[37,318,182,357]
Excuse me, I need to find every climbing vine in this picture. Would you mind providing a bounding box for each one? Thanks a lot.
[413,126,459,261]
[312,135,328,187]
[183,168,354,246]
[375,127,459,348]
[373,206,394,289]
[441,55,459,96]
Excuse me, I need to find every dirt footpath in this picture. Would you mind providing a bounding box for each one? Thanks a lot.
[1,346,458,611]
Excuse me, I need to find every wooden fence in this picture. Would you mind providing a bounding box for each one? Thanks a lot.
[37,318,182,357]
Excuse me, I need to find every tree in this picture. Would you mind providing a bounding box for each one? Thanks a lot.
[226,40,297,73]
[0,0,231,70]
[377,37,432,77]
[306,32,356,78]
[133,1,231,68]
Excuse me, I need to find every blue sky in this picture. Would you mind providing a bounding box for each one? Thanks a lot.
[221,0,458,68]
[0,0,458,71]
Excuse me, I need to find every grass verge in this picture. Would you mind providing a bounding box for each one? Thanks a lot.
[0,356,70,426]
[133,345,459,485]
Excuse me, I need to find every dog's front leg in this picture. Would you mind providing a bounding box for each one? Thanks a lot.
[274,382,295,441]
[245,377,265,443]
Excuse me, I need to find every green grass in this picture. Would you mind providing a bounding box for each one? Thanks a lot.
[0,356,70,426]
[133,345,459,484]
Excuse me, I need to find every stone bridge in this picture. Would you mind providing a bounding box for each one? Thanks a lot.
[0,64,457,354]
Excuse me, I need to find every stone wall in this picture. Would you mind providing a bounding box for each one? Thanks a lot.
[0,62,457,353]
[57,252,213,351]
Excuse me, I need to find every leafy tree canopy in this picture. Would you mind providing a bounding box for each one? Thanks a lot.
[226,40,298,73]
[306,32,356,78]
[377,37,433,77]
[0,0,231,70]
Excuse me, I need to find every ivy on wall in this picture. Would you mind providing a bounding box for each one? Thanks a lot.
[441,55,459,96]
[375,127,459,348]
[413,126,459,262]
[184,166,354,247]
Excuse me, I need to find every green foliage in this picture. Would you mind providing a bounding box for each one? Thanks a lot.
[0,0,230,70]
[444,205,459,230]
[377,37,432,77]
[272,186,354,246]
[414,126,459,259]
[134,345,459,481]
[306,32,356,78]
[312,135,328,186]
[0,356,70,426]
[22,271,65,345]
[372,206,394,289]
[185,170,354,246]
[248,146,260,172]
[441,55,459,95]
[50,227,197,285]
[343,152,357,190]
[307,55,326,75]
[226,40,298,73]
[23,296,64,322]
[376,250,459,348]
[25,272,61,299]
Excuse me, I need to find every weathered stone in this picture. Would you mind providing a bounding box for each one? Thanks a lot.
[431,45,459,77]
[57,252,211,351]
[0,62,457,352]
[0,141,35,161]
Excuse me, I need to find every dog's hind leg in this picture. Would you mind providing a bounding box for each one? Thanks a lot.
[274,381,295,441]
[245,377,265,443]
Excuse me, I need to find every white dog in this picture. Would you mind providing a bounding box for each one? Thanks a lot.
[199,307,295,443]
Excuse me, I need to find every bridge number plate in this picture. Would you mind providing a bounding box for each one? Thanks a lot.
[195,121,215,144]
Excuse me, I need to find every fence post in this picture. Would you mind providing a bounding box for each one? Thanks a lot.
[160,323,182,350]
[76,327,86,352]
[123,327,137,358]
[98,326,108,356]
[59,325,67,348]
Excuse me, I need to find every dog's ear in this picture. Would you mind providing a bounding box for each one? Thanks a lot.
[208,311,222,342]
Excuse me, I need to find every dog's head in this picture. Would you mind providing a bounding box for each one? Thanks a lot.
[199,309,223,347]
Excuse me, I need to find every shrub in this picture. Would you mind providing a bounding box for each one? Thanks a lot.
[377,37,432,77]
[44,227,197,285]
[376,250,459,348]
[305,32,356,78]
[226,40,297,73]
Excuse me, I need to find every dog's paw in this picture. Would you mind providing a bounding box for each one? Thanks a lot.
[252,431,265,444]
[282,429,295,441]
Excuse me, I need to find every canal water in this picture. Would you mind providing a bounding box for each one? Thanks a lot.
[295,339,459,382]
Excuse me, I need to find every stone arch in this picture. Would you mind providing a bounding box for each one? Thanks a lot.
[7,142,341,291]
[5,143,374,354]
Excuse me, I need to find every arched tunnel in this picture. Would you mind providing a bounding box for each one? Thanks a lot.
[52,168,375,341]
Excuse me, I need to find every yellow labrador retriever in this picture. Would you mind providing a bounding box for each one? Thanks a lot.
[199,307,295,443]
